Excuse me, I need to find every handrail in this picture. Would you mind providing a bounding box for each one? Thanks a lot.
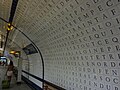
[22,70,65,90]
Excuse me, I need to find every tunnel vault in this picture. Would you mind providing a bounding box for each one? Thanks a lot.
[0,0,120,90]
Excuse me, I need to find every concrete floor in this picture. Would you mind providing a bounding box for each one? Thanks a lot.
[1,82,32,90]
[0,66,31,90]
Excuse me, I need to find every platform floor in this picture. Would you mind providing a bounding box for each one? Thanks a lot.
[1,81,32,90]
[0,66,32,90]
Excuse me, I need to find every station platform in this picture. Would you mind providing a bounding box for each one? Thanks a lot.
[0,66,31,90]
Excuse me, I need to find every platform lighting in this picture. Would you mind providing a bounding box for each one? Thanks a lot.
[10,50,20,55]
[10,50,15,54]
[10,50,20,57]
[7,23,13,31]
[15,51,20,55]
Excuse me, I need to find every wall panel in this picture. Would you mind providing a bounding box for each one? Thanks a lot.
[42,0,120,90]
[10,0,120,90]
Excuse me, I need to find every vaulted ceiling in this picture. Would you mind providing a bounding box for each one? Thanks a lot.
[0,0,59,51]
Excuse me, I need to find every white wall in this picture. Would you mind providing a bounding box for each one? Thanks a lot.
[28,53,43,88]
[41,0,120,90]
[19,0,120,90]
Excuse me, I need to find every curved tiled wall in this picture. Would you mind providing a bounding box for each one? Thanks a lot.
[10,0,120,90]
[42,0,120,90]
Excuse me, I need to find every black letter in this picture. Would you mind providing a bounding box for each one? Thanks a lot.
[112,37,119,42]
[106,0,113,7]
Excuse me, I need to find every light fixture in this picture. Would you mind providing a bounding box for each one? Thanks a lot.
[10,50,20,57]
[10,50,15,54]
[7,23,13,31]
[15,51,20,55]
